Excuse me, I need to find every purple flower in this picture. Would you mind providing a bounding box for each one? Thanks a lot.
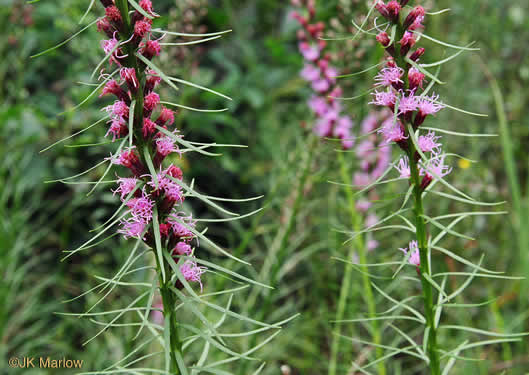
[299,42,320,61]
[395,156,411,178]
[334,116,354,149]
[127,192,154,221]
[173,241,192,256]
[105,100,129,121]
[300,64,320,82]
[378,118,406,144]
[312,78,330,93]
[418,131,442,153]
[417,94,445,116]
[370,90,397,108]
[398,92,419,114]
[399,240,420,267]
[374,67,404,87]
[168,212,196,240]
[421,153,452,179]
[180,260,207,291]
[113,177,138,200]
[118,216,147,239]
[156,136,178,157]
[308,96,329,117]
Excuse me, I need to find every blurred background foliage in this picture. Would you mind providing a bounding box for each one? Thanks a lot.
[1,0,529,374]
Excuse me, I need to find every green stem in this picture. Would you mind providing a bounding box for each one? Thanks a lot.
[114,3,183,373]
[408,144,441,375]
[330,152,385,375]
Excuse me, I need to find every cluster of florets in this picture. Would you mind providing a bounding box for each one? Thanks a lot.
[371,1,453,267]
[353,112,394,251]
[291,0,354,149]
[98,0,206,290]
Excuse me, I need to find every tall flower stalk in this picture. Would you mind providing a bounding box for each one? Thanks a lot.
[37,1,291,373]
[342,0,521,373]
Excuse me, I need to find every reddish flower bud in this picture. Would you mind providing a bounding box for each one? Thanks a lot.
[375,1,390,19]
[100,79,129,103]
[120,67,139,93]
[166,165,183,180]
[386,1,401,20]
[157,107,175,126]
[399,31,416,56]
[376,32,391,47]
[142,39,161,60]
[97,17,114,38]
[143,118,156,138]
[409,47,425,61]
[408,67,425,91]
[139,0,155,15]
[404,6,425,30]
[144,92,160,113]
[114,149,145,176]
[159,223,171,237]
[134,19,152,38]
[105,6,122,25]
[145,72,162,94]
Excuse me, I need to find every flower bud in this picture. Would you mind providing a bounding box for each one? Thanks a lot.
[143,118,156,138]
[142,40,161,60]
[156,107,175,126]
[408,67,425,90]
[105,6,123,29]
[376,32,391,47]
[399,31,416,56]
[120,68,139,93]
[409,47,425,61]
[386,1,401,21]
[404,6,425,30]
[144,92,160,114]
[97,17,114,38]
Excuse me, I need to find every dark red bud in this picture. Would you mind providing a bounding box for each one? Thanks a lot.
[410,47,425,61]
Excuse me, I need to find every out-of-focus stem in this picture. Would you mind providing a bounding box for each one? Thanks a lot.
[329,152,385,375]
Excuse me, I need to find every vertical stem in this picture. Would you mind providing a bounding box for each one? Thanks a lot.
[114,3,183,373]
[330,152,385,375]
[407,143,441,375]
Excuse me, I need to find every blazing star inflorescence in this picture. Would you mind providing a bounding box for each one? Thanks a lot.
[97,0,206,290]
[291,0,354,150]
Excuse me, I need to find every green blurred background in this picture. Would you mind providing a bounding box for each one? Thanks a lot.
[1,0,529,374]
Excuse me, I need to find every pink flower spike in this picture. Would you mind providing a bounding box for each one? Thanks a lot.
[120,67,138,89]
[168,212,196,240]
[374,67,404,87]
[104,100,129,120]
[418,131,442,153]
[106,118,127,141]
[113,177,138,200]
[308,96,329,117]
[134,20,152,38]
[118,217,146,239]
[421,153,452,179]
[144,92,160,112]
[395,156,411,178]
[312,78,330,93]
[300,64,320,82]
[370,90,397,108]
[378,118,406,144]
[173,242,192,256]
[156,136,178,157]
[399,240,421,267]
[418,94,445,116]
[299,42,320,61]
[398,92,419,114]
[179,260,207,291]
[127,191,154,221]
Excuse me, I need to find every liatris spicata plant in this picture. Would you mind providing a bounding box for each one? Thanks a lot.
[35,1,294,373]
[335,1,525,374]
[292,2,392,374]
